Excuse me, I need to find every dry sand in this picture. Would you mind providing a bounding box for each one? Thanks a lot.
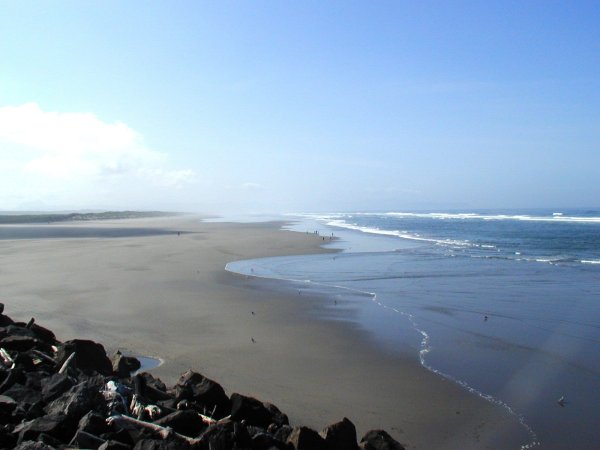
[0,216,530,449]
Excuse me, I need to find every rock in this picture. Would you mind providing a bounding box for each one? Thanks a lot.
[0,424,17,448]
[112,351,141,377]
[0,335,39,352]
[360,430,406,450]
[14,414,68,444]
[0,313,14,327]
[133,439,187,450]
[13,441,56,450]
[230,393,275,429]
[56,339,113,375]
[69,429,106,449]
[273,424,293,443]
[98,440,133,450]
[320,417,359,450]
[251,431,291,450]
[41,373,75,402]
[153,409,205,438]
[30,324,56,344]
[3,383,43,405]
[199,419,252,450]
[286,426,327,450]
[264,402,289,427]
[174,370,231,418]
[36,432,64,447]
[44,381,105,427]
[78,411,110,436]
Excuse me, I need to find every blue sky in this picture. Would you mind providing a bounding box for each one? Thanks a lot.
[1,1,599,213]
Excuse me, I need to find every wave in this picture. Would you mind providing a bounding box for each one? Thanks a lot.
[325,219,475,247]
[581,259,600,265]
[298,211,600,224]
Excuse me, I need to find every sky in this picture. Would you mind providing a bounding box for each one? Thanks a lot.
[1,1,599,213]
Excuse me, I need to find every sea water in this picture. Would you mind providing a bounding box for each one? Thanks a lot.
[226,209,600,449]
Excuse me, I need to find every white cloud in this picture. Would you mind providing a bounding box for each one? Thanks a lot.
[0,103,195,202]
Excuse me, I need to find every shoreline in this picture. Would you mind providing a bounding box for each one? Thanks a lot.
[0,216,530,449]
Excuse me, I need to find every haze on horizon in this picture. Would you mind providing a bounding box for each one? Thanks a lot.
[1,2,599,214]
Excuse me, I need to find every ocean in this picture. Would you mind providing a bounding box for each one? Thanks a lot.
[226,209,600,449]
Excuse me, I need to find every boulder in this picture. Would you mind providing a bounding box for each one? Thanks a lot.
[13,441,56,450]
[98,440,133,450]
[320,417,359,450]
[286,426,327,450]
[174,370,231,418]
[41,373,75,402]
[78,411,110,436]
[230,393,275,429]
[56,339,113,375]
[44,381,105,427]
[360,430,405,450]
[0,335,39,352]
[199,419,252,450]
[14,414,68,444]
[112,351,141,377]
[3,383,43,405]
[69,429,106,449]
[153,409,205,438]
[273,424,293,443]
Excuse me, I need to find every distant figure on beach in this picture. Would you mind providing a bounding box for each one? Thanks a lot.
[251,311,255,315]
[558,396,566,407]
[251,337,255,343]
[177,231,180,236]
[484,315,488,321]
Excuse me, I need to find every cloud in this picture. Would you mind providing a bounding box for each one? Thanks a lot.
[0,102,194,188]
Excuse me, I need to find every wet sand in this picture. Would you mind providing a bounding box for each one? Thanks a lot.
[0,216,530,449]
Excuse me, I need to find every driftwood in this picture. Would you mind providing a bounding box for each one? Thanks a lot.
[107,414,203,445]
[0,348,14,369]
[58,352,76,374]
[26,317,35,329]
[30,349,57,365]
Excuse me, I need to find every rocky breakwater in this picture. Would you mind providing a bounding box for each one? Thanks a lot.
[0,303,406,450]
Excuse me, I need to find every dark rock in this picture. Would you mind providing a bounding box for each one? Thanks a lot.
[78,411,110,436]
[0,394,17,414]
[133,438,187,450]
[174,371,231,419]
[56,339,113,375]
[112,351,141,377]
[14,414,68,444]
[286,426,327,450]
[13,441,56,450]
[137,372,167,393]
[199,419,252,450]
[0,425,17,448]
[251,431,291,450]
[44,381,105,427]
[0,313,14,327]
[98,440,133,450]
[3,383,43,405]
[263,402,289,427]
[230,393,274,429]
[320,417,359,450]
[273,425,293,443]
[37,432,64,447]
[30,323,56,344]
[360,430,405,450]
[3,324,37,339]
[101,428,136,447]
[0,335,39,352]
[153,409,205,438]
[41,373,75,402]
[69,429,106,449]
[25,400,46,420]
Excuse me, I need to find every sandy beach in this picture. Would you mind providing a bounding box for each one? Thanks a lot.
[0,216,530,449]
